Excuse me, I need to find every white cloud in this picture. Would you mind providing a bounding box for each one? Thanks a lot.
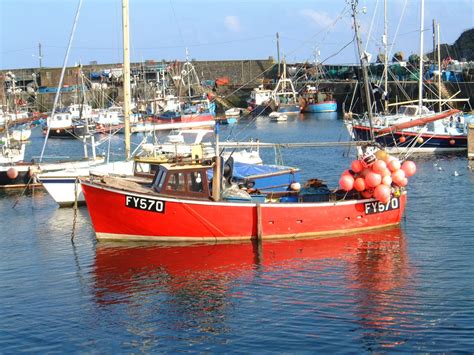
[224,15,241,32]
[301,9,334,28]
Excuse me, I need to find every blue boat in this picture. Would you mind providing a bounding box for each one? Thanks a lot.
[303,101,337,113]
[301,86,337,113]
[277,104,301,115]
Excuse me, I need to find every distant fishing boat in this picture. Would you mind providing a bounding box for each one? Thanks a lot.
[300,86,337,113]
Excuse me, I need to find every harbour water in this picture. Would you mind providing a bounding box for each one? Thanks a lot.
[1,114,474,352]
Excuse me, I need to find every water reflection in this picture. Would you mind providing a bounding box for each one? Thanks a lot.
[93,227,410,348]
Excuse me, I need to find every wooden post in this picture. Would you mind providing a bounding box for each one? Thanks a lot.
[256,203,263,241]
[468,122,474,160]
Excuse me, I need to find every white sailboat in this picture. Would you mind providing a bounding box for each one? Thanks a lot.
[347,0,468,154]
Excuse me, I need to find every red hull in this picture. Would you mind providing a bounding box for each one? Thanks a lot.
[81,181,407,242]
[181,113,214,123]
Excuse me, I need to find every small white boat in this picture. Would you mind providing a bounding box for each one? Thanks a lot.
[225,107,242,118]
[269,112,288,121]
[10,127,32,141]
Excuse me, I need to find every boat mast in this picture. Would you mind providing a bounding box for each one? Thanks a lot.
[436,22,442,112]
[276,32,281,78]
[418,0,425,113]
[122,0,131,160]
[351,0,374,140]
[39,0,83,163]
[383,0,388,113]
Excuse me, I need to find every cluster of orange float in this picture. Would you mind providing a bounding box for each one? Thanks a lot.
[339,150,416,203]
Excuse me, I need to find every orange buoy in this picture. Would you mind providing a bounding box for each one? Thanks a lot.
[387,158,401,172]
[351,160,364,173]
[7,167,18,179]
[365,172,382,188]
[339,174,354,191]
[372,159,387,174]
[398,177,408,187]
[417,137,424,144]
[399,136,406,143]
[401,160,417,177]
[392,169,406,186]
[375,150,388,161]
[353,177,366,192]
[374,184,391,203]
[359,168,371,178]
[380,168,391,177]
[382,175,392,186]
[449,139,456,145]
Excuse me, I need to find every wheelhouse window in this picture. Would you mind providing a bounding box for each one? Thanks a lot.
[166,172,185,191]
[187,172,203,193]
[152,167,167,192]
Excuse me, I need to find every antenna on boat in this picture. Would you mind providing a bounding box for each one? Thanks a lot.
[39,0,83,163]
[350,0,375,141]
[122,0,132,160]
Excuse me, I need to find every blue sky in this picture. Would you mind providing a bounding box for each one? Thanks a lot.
[0,0,472,70]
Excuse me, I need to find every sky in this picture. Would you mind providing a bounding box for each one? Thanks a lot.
[0,0,473,70]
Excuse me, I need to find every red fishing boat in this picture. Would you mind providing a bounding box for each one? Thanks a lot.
[81,157,407,242]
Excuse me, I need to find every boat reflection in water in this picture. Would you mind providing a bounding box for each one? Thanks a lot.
[93,227,411,349]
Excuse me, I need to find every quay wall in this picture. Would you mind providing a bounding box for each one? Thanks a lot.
[1,59,473,114]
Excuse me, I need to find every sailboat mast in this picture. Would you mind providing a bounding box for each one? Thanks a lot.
[122,0,131,160]
[437,22,442,112]
[418,0,425,112]
[39,0,83,163]
[351,0,374,140]
[383,0,388,113]
[276,32,281,78]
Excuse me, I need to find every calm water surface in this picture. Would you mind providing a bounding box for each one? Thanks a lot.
[1,114,474,352]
